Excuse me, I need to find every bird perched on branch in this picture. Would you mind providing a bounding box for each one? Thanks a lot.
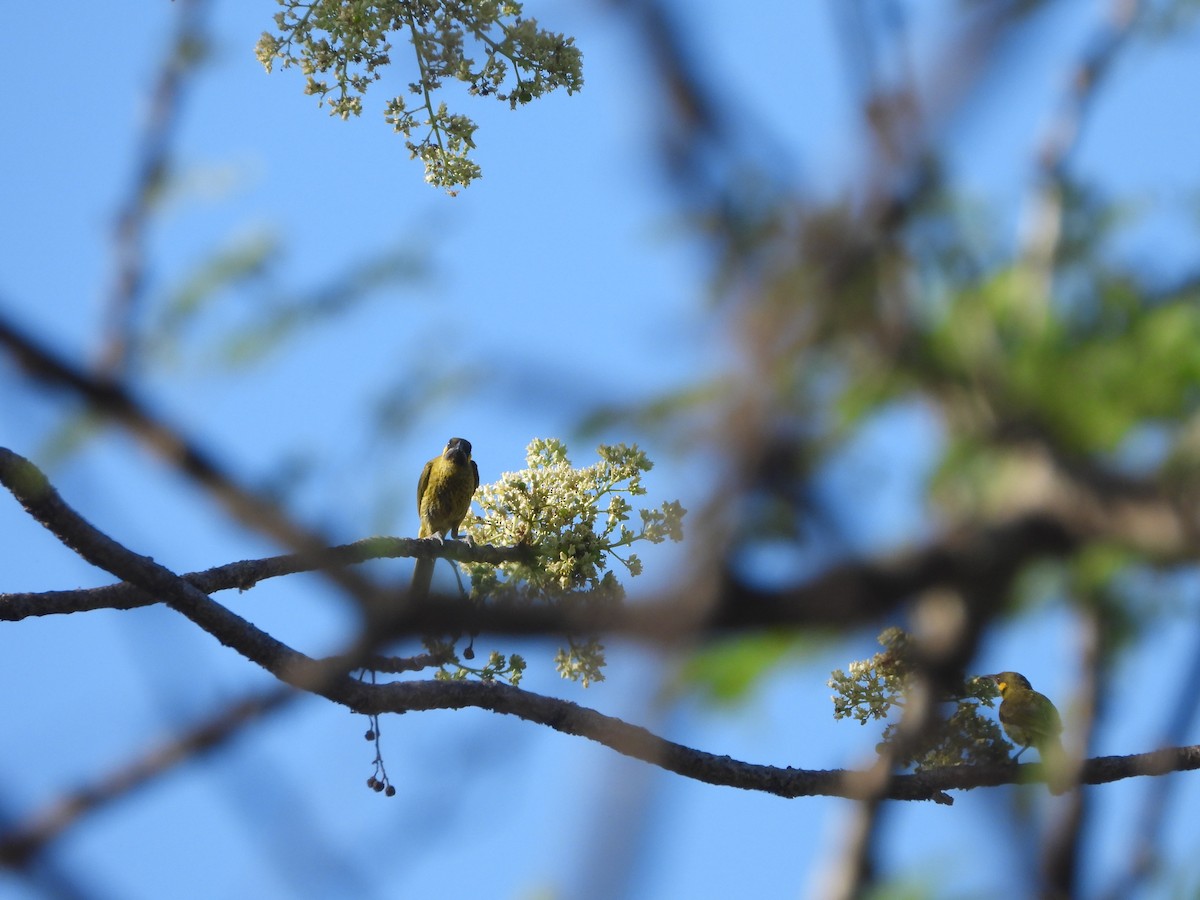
[991,671,1069,793]
[411,437,479,599]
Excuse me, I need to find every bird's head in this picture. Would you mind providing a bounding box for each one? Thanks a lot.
[442,437,473,464]
[990,671,1032,697]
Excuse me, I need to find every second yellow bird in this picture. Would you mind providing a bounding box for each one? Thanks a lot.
[991,670,1069,793]
[991,671,1063,759]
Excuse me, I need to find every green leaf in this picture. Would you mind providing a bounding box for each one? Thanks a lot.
[677,632,814,704]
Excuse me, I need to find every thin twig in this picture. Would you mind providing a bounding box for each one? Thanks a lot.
[1018,0,1144,287]
[98,0,211,375]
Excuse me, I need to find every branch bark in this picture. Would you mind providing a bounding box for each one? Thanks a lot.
[297,678,1200,805]
[2,449,1199,830]
[0,434,1078,639]
[0,534,533,620]
[0,310,378,604]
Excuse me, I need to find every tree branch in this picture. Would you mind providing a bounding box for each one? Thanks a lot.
[1018,0,1143,283]
[0,533,533,620]
[3,447,1198,832]
[0,309,379,604]
[0,437,1077,637]
[0,686,294,869]
[350,679,1200,804]
[0,446,359,699]
[98,0,210,375]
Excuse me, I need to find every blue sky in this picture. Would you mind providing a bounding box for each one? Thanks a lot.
[3,1,1200,897]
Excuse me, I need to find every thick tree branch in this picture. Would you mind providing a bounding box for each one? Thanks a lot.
[3,675,1196,887]
[3,449,1198,834]
[0,446,359,699]
[0,310,378,604]
[348,679,1200,804]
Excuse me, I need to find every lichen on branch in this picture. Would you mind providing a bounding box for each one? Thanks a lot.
[256,0,584,191]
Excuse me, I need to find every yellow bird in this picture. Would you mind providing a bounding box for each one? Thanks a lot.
[991,671,1069,792]
[411,437,479,598]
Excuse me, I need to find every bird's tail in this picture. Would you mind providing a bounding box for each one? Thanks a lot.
[411,557,435,600]
[1041,734,1072,795]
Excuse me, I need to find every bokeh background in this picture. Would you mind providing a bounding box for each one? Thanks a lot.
[4,0,1200,897]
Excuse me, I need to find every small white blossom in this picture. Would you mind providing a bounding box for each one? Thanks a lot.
[259,0,583,190]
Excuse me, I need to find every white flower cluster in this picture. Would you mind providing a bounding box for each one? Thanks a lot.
[257,0,583,190]
[462,438,685,685]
